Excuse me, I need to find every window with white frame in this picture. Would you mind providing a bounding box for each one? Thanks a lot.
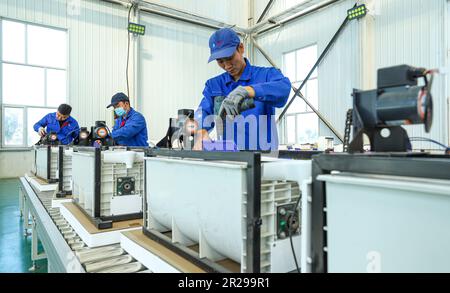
[1,19,67,147]
[282,44,319,145]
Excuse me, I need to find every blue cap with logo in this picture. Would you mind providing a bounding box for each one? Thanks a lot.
[208,28,241,63]
[107,92,130,108]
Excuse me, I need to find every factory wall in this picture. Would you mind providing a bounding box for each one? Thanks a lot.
[138,16,221,143]
[0,151,33,178]
[138,1,249,143]
[0,0,447,179]
[448,0,450,145]
[0,0,129,178]
[254,0,449,149]
[0,0,130,132]
[373,0,448,148]
[253,0,362,143]
[0,0,248,178]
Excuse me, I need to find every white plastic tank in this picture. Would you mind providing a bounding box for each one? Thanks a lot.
[35,146,58,180]
[145,157,311,271]
[72,149,144,217]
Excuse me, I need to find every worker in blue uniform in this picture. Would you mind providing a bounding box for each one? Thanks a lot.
[193,28,291,151]
[107,92,149,147]
[33,104,80,145]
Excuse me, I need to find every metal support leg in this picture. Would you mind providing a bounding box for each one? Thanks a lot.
[23,197,32,237]
[19,187,24,218]
[29,216,47,272]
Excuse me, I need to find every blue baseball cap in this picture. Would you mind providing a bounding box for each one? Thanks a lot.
[107,92,130,108]
[208,28,241,63]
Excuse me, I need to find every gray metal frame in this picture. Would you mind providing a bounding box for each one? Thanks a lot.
[101,0,249,34]
[251,0,342,36]
[72,146,144,230]
[56,145,72,198]
[143,149,262,273]
[102,0,339,36]
[311,153,450,273]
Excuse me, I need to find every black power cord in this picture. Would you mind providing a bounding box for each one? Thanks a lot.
[126,3,134,98]
[410,137,450,154]
[288,194,302,273]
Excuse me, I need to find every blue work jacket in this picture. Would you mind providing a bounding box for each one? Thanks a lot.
[112,108,149,147]
[33,113,80,145]
[195,58,291,151]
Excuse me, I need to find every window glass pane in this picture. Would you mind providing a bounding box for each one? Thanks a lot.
[296,113,319,144]
[306,79,318,111]
[2,20,25,63]
[283,51,296,82]
[2,63,45,106]
[287,82,307,114]
[286,115,296,144]
[47,69,66,107]
[27,25,66,68]
[27,108,54,146]
[287,86,307,114]
[4,107,24,146]
[297,45,318,81]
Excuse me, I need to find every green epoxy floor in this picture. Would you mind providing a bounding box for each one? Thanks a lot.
[0,179,47,273]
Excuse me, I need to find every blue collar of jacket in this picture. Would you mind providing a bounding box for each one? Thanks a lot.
[224,58,253,85]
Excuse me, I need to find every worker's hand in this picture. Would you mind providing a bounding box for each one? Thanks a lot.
[38,127,47,137]
[192,129,210,151]
[218,86,251,119]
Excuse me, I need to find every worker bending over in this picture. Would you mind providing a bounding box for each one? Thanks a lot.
[33,104,80,145]
[194,28,291,151]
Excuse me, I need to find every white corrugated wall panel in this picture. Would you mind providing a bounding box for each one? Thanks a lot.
[254,0,361,141]
[374,0,448,149]
[255,0,450,149]
[448,0,450,146]
[138,0,249,142]
[0,0,128,128]
[67,0,128,127]
[0,0,128,178]
[139,13,224,142]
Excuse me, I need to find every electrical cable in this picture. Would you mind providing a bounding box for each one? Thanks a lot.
[288,194,302,273]
[410,137,450,153]
[126,3,134,98]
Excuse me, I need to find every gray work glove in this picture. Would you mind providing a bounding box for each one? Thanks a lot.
[218,86,253,119]
[38,127,47,137]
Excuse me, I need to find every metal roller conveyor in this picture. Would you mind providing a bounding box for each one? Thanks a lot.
[29,184,149,273]
[74,244,120,255]
[60,228,73,234]
[63,232,77,241]
[67,237,82,245]
[77,247,125,264]
[94,262,145,273]
[84,255,134,273]
[58,224,71,231]
[70,242,86,251]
